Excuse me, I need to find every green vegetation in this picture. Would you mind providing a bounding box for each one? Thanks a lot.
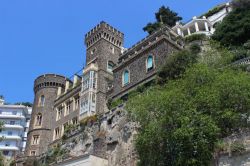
[184,34,206,43]
[79,114,98,128]
[157,49,198,84]
[143,6,182,34]
[201,5,226,18]
[126,38,250,165]
[45,145,67,164]
[212,0,250,47]
[15,102,33,107]
[231,142,246,154]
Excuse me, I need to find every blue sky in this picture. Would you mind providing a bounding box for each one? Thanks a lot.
[0,0,228,103]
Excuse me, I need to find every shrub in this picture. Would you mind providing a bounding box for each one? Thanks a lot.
[201,5,226,18]
[157,50,197,84]
[185,34,206,43]
[107,98,123,109]
[212,3,250,46]
[79,114,98,128]
[231,142,246,154]
[189,43,201,54]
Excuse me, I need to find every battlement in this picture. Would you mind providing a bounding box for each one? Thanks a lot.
[34,74,70,93]
[84,21,124,49]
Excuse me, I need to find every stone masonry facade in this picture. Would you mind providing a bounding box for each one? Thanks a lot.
[23,22,184,165]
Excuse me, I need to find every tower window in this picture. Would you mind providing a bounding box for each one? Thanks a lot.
[39,95,45,107]
[54,127,60,140]
[107,61,114,73]
[32,135,40,145]
[146,55,154,71]
[30,151,36,156]
[91,48,96,55]
[35,113,42,126]
[122,70,130,86]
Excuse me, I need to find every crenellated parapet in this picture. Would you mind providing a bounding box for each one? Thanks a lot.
[34,74,69,93]
[84,21,124,49]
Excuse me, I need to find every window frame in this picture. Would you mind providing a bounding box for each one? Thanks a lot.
[146,55,154,72]
[32,135,40,145]
[122,69,130,87]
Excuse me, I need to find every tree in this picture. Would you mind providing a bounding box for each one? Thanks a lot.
[157,48,198,84]
[15,102,33,107]
[126,42,250,165]
[143,6,182,34]
[212,0,250,46]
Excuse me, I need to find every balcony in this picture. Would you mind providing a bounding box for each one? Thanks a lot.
[0,114,25,119]
[0,146,19,151]
[3,124,24,130]
[1,135,22,140]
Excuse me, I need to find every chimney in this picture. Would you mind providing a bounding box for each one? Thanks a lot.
[73,75,80,87]
[65,81,70,93]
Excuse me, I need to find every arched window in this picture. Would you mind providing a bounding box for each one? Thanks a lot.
[107,61,115,73]
[39,95,45,106]
[146,55,154,71]
[123,70,130,86]
[35,113,42,126]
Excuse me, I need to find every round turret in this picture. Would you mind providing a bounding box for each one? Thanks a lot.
[25,74,68,156]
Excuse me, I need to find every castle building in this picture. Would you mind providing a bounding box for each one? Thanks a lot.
[19,2,234,165]
[25,74,68,156]
[51,75,81,143]
[24,21,182,159]
[80,21,124,119]
[110,26,183,99]
[0,100,32,158]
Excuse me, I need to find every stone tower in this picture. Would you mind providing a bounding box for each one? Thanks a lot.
[25,74,67,156]
[79,21,124,119]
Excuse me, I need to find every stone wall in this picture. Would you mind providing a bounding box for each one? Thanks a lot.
[44,105,138,166]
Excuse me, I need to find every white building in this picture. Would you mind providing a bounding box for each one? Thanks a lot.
[172,2,232,37]
[0,100,32,158]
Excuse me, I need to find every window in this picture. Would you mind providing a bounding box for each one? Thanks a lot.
[146,55,154,71]
[7,131,12,135]
[12,111,17,115]
[39,95,45,106]
[110,46,115,54]
[35,113,42,126]
[56,107,63,121]
[63,122,68,134]
[54,127,60,140]
[91,48,96,55]
[65,101,71,115]
[107,61,114,73]
[92,94,96,103]
[74,96,80,110]
[80,98,89,114]
[30,151,36,156]
[10,121,15,125]
[122,70,130,86]
[92,72,96,89]
[72,117,78,125]
[32,135,40,145]
[5,142,10,146]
